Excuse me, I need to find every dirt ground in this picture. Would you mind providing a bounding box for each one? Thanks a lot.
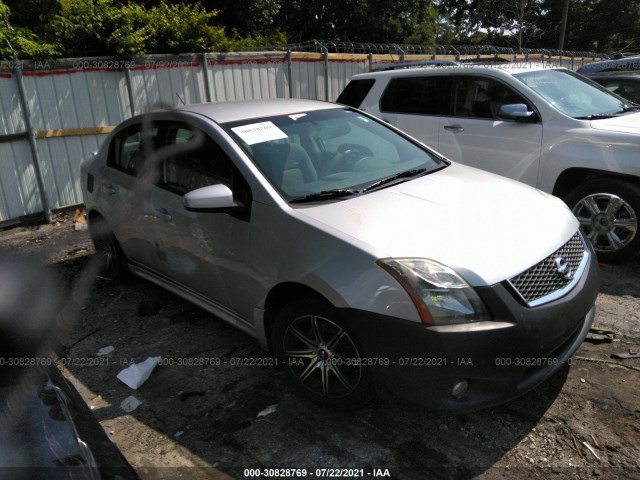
[1,212,639,480]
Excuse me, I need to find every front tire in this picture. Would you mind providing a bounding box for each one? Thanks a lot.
[564,179,640,263]
[272,297,374,408]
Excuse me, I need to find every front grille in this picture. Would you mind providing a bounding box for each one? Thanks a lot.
[508,232,587,306]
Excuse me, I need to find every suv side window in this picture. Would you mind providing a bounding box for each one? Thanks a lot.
[336,79,376,108]
[452,76,531,119]
[595,78,640,104]
[380,76,451,115]
[162,125,234,195]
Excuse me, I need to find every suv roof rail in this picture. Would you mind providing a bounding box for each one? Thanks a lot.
[371,60,459,72]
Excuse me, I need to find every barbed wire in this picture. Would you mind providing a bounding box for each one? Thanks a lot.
[283,40,605,59]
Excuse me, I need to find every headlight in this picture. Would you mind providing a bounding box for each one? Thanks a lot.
[377,258,491,325]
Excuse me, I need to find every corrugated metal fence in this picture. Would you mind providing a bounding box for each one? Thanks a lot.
[0,49,600,225]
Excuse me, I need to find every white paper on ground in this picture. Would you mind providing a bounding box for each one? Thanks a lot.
[257,404,278,418]
[117,356,161,390]
[96,345,115,356]
[120,395,142,413]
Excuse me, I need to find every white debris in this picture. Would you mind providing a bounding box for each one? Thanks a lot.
[257,404,278,418]
[117,356,161,390]
[120,395,142,413]
[583,441,601,461]
[96,346,115,356]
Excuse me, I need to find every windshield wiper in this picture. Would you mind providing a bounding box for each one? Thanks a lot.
[577,104,640,120]
[576,113,617,120]
[361,168,429,193]
[290,188,360,203]
[620,104,640,113]
[290,168,430,203]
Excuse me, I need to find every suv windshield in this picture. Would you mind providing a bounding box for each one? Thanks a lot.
[224,108,443,201]
[514,69,630,119]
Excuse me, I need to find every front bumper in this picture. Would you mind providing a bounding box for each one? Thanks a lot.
[340,245,599,411]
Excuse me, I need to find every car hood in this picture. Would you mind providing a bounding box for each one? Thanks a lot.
[589,112,640,135]
[295,163,579,286]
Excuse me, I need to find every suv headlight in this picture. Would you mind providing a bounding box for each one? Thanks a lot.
[377,258,491,325]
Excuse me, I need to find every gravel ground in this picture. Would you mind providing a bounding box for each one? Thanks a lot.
[1,213,639,480]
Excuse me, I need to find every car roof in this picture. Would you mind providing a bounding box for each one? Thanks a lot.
[175,99,339,124]
[353,62,562,79]
[578,56,640,74]
[586,71,640,79]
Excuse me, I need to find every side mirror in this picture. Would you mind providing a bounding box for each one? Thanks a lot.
[183,184,242,211]
[498,103,538,123]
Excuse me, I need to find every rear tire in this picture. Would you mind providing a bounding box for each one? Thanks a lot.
[272,297,374,408]
[89,217,128,279]
[564,179,640,263]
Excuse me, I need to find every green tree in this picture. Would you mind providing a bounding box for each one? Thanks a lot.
[41,0,272,57]
[437,0,486,40]
[438,0,542,49]
[537,0,640,53]
[477,0,543,51]
[277,0,438,44]
[0,1,58,59]
[214,0,282,37]
[374,0,438,44]
[106,1,227,56]
[45,0,114,56]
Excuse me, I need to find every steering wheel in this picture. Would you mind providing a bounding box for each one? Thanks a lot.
[555,96,571,108]
[327,145,374,173]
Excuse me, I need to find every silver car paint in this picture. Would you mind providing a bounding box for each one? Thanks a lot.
[295,163,579,286]
[354,65,640,194]
[82,100,580,349]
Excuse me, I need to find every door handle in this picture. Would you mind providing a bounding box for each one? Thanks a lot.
[102,183,116,195]
[156,208,172,222]
[444,125,464,132]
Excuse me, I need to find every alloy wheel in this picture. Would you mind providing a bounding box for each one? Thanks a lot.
[282,314,362,399]
[572,192,638,253]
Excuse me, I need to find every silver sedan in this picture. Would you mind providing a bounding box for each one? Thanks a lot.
[81,99,599,410]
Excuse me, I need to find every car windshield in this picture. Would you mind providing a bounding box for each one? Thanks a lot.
[223,108,444,201]
[514,69,630,119]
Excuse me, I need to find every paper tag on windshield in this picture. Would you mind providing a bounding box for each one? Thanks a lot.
[231,121,288,145]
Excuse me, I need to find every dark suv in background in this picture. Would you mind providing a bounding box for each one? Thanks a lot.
[578,56,640,104]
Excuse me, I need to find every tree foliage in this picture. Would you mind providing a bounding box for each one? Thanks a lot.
[1,0,285,60]
[536,0,640,53]
[438,0,640,53]
[3,0,640,60]
[47,0,263,57]
[276,0,438,44]
[0,1,58,59]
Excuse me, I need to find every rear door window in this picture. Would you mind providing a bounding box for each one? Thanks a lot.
[380,76,451,115]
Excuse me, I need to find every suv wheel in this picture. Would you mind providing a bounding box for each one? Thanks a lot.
[565,179,640,262]
[272,297,374,408]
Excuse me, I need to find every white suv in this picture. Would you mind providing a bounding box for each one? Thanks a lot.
[337,64,640,262]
